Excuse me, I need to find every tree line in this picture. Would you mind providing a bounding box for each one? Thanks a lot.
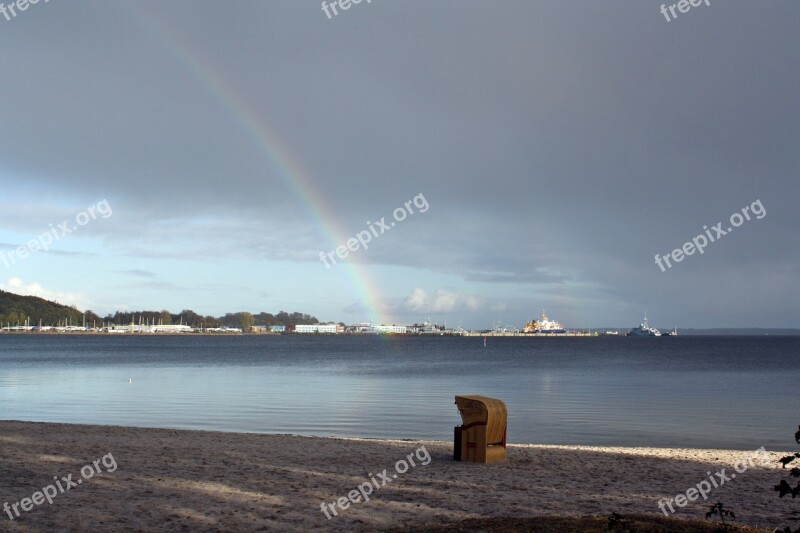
[0,290,319,330]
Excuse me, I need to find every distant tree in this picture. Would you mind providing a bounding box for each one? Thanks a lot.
[217,313,239,327]
[3,310,23,326]
[203,315,221,328]
[276,310,319,326]
[178,310,202,327]
[253,312,279,326]
[84,310,104,325]
[239,312,254,332]
[159,310,172,325]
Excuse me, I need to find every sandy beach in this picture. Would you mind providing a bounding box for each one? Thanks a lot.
[0,421,792,532]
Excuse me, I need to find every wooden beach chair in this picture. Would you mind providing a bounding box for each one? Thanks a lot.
[453,395,507,463]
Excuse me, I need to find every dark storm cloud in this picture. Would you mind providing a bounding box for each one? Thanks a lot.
[0,0,797,326]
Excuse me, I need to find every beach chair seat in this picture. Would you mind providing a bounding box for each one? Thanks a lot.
[454,395,507,463]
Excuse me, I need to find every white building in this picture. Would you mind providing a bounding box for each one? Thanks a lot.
[295,323,340,334]
[203,327,243,333]
[104,324,193,334]
[149,324,193,334]
[374,324,408,334]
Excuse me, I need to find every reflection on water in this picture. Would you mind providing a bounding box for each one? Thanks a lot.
[1,335,797,449]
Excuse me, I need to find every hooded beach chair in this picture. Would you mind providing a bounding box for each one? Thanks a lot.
[454,395,507,463]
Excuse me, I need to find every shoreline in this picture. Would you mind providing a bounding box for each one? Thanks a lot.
[0,420,791,531]
[0,331,600,337]
[0,418,781,453]
[2,331,798,337]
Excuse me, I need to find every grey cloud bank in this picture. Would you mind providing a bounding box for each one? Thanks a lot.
[0,1,797,328]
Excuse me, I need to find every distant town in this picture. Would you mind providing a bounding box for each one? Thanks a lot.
[2,291,797,336]
[0,317,604,336]
[0,308,632,337]
[0,302,604,336]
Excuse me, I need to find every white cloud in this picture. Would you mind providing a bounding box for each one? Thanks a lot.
[0,277,92,311]
[402,288,481,314]
[491,303,508,313]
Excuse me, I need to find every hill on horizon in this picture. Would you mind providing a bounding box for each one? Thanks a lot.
[0,290,320,329]
[0,289,87,327]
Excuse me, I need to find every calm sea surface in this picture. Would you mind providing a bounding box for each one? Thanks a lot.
[0,335,797,449]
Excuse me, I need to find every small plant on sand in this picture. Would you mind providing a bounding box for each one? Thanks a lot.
[706,502,735,531]
[775,518,800,532]
[606,512,625,531]
[772,425,800,533]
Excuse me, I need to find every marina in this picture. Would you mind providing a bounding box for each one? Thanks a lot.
[1,310,676,337]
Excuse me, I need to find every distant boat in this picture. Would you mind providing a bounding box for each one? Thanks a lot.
[523,310,567,334]
[628,314,661,337]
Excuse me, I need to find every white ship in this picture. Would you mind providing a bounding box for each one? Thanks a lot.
[523,310,567,334]
[628,314,662,336]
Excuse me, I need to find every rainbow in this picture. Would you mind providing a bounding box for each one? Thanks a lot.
[116,4,393,326]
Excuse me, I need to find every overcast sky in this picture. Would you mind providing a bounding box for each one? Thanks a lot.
[0,1,797,329]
